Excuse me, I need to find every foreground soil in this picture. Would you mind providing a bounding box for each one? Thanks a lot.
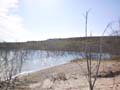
[2,60,120,90]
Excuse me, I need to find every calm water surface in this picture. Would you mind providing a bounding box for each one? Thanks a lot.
[21,50,110,73]
[21,51,81,72]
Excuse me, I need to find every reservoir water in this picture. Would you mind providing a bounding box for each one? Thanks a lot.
[21,50,82,72]
[0,50,110,80]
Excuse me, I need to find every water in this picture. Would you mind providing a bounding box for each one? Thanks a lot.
[21,50,82,72]
[21,50,110,73]
[0,50,110,80]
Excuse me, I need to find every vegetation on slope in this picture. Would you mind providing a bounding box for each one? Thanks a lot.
[0,36,120,55]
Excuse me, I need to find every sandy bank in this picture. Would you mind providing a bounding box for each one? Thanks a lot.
[2,60,120,90]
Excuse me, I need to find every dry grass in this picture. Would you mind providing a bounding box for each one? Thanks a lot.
[70,58,84,63]
[2,60,119,90]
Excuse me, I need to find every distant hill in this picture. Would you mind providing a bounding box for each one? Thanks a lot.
[0,36,120,55]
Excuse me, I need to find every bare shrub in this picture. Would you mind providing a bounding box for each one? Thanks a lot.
[0,49,28,90]
[50,72,67,82]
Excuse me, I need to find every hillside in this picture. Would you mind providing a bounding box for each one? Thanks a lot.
[0,36,120,55]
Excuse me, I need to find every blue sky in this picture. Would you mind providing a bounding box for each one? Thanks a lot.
[0,0,120,42]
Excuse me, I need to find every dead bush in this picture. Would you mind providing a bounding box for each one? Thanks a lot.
[50,72,67,82]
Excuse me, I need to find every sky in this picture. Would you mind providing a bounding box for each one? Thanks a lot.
[0,0,120,42]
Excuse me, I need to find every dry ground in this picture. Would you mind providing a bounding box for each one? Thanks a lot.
[1,60,120,90]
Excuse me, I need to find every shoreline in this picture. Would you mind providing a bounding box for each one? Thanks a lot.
[14,62,69,78]
[1,60,120,90]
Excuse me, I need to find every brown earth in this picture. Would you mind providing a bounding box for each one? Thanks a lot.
[1,60,120,90]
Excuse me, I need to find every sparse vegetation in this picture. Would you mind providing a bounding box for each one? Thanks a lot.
[0,36,120,56]
[0,15,120,90]
[0,49,28,90]
[70,58,83,63]
[110,56,120,61]
[50,72,67,82]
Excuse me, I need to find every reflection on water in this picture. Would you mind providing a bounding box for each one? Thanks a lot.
[21,50,110,73]
[22,51,81,72]
[0,49,110,78]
